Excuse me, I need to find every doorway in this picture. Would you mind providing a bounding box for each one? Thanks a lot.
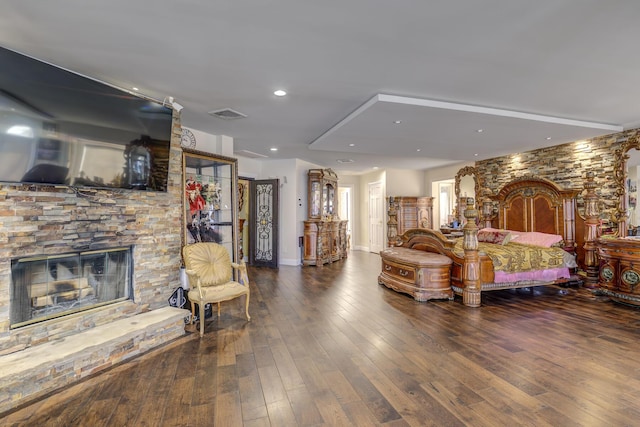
[249,179,279,268]
[368,181,384,253]
[338,185,353,251]
[432,179,455,229]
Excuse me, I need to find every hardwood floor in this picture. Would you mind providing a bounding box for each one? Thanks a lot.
[3,250,640,426]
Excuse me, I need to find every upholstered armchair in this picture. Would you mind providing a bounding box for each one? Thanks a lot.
[182,242,250,337]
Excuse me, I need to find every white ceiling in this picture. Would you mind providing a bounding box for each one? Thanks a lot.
[1,1,639,174]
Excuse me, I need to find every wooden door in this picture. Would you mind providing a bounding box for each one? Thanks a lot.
[249,179,279,268]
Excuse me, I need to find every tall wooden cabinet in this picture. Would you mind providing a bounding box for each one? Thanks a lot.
[303,168,348,266]
[387,196,433,246]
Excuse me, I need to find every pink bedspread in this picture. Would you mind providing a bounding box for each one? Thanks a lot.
[494,267,571,283]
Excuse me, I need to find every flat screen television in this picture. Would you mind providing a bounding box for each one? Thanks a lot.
[0,46,173,191]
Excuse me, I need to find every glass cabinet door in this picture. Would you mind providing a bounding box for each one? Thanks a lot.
[326,183,335,217]
[308,169,324,220]
[307,168,339,221]
[310,181,321,218]
[182,149,238,262]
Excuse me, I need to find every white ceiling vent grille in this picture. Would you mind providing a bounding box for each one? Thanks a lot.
[336,158,355,164]
[208,108,247,120]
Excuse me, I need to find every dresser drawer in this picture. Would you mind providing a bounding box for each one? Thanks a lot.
[382,259,416,283]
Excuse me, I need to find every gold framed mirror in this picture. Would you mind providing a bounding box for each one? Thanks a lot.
[455,166,480,207]
[613,135,640,235]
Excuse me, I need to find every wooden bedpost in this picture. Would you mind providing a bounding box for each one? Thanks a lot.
[583,171,600,287]
[387,196,398,247]
[481,189,494,229]
[462,197,481,307]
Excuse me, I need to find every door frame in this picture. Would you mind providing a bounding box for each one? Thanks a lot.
[338,184,354,251]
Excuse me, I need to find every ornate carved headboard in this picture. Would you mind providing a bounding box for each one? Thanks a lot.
[496,176,580,248]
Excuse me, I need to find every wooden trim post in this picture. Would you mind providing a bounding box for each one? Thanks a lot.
[583,171,600,287]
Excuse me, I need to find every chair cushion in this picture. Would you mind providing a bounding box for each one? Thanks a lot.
[188,281,248,303]
[183,243,233,286]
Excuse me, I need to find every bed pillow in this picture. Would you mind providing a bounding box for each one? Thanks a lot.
[477,229,513,245]
[510,231,563,248]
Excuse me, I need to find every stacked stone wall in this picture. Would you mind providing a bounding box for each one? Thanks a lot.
[0,115,184,354]
[475,128,640,219]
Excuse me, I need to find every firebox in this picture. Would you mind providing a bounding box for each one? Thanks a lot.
[10,247,133,328]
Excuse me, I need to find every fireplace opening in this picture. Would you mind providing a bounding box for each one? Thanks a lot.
[10,247,133,328]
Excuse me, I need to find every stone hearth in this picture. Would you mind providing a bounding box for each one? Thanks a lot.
[0,306,188,414]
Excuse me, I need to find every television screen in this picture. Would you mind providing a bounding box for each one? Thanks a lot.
[0,46,173,191]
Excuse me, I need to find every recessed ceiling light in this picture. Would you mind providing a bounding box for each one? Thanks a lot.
[416,149,421,152]
[546,137,552,140]
[270,147,278,151]
[349,143,355,147]
[7,125,34,138]
[274,90,287,97]
[132,87,139,91]
[474,153,479,157]
[476,129,483,133]
[394,120,402,124]
[373,166,379,170]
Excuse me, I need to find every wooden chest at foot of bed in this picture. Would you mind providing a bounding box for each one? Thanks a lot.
[378,247,453,301]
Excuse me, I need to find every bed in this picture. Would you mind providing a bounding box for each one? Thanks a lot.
[390,175,597,306]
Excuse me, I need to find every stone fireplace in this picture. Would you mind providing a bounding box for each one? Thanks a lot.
[0,115,188,413]
[10,247,132,328]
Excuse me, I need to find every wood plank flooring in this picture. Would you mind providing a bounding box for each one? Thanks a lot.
[3,250,640,426]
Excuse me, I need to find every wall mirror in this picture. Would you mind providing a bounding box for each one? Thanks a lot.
[182,149,238,261]
[613,136,640,235]
[454,166,480,222]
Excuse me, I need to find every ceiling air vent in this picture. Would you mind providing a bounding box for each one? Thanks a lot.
[208,108,247,120]
[336,159,355,164]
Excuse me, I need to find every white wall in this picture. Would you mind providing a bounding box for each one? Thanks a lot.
[385,168,424,196]
[186,128,234,157]
[237,156,262,179]
[423,161,474,197]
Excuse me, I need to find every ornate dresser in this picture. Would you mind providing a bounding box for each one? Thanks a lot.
[386,196,433,246]
[597,237,640,306]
